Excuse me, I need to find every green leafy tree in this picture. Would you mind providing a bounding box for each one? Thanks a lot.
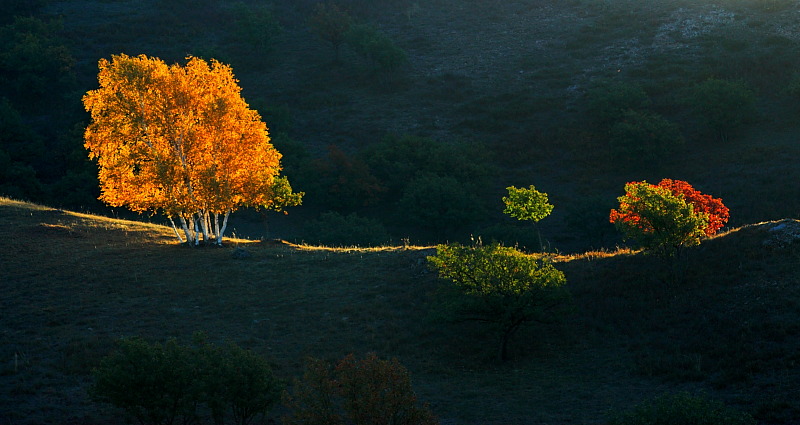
[502,185,553,251]
[309,2,353,63]
[428,242,570,362]
[687,78,756,142]
[283,354,437,425]
[610,181,709,256]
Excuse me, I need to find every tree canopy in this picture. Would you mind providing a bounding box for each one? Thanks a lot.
[428,242,569,362]
[83,54,301,245]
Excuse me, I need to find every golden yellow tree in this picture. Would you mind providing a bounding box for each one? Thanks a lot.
[83,54,302,245]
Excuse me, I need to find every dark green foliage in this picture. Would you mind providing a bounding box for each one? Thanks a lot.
[361,134,492,198]
[345,24,407,72]
[198,340,282,425]
[268,132,309,179]
[309,2,353,63]
[608,392,756,425]
[282,354,438,425]
[428,242,570,361]
[0,0,48,24]
[0,97,44,165]
[398,173,485,237]
[301,211,391,246]
[303,145,386,211]
[91,336,281,425]
[608,110,684,164]
[0,149,43,200]
[91,338,199,425]
[586,81,650,128]
[563,195,616,249]
[229,2,283,52]
[0,16,75,106]
[685,78,757,142]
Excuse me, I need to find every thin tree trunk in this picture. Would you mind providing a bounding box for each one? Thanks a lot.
[194,214,200,246]
[199,210,209,244]
[168,217,185,243]
[179,215,194,245]
[217,210,231,245]
[213,212,221,245]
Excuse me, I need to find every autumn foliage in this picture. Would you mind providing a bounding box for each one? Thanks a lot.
[83,54,301,245]
[610,179,729,255]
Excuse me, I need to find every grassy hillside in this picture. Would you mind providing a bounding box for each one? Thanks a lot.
[2,197,799,424]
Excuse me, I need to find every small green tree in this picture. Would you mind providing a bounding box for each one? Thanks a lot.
[502,185,553,251]
[427,242,570,362]
[309,2,353,63]
[283,354,437,425]
[610,181,709,256]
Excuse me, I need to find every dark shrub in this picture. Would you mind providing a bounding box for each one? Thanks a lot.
[608,392,756,425]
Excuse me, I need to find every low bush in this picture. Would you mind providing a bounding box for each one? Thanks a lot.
[282,353,437,425]
[91,335,281,425]
[608,392,756,425]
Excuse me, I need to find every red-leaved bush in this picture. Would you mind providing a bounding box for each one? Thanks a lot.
[656,179,730,236]
[610,179,729,255]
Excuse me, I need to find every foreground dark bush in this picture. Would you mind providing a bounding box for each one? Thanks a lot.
[283,353,437,425]
[608,392,756,425]
[91,336,280,425]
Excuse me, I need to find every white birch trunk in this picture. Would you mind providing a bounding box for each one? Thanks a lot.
[194,214,200,246]
[213,212,221,245]
[168,217,185,243]
[179,215,194,245]
[199,210,209,244]
[217,210,231,245]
